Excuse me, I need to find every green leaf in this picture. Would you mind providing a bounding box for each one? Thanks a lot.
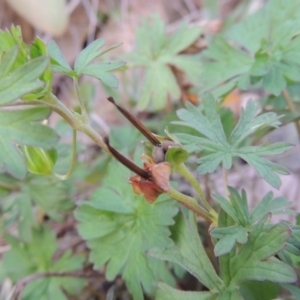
[0,174,74,241]
[200,36,253,94]
[17,194,34,242]
[174,94,292,188]
[213,188,295,257]
[23,175,74,221]
[74,39,105,72]
[162,23,202,55]
[22,37,53,100]
[139,62,180,110]
[2,226,85,300]
[47,40,74,75]
[48,38,124,86]
[0,108,58,179]
[211,225,248,256]
[250,192,293,222]
[127,15,202,110]
[81,63,124,88]
[0,29,51,101]
[156,282,217,300]
[201,0,300,96]
[281,283,300,299]
[0,55,48,104]
[0,46,19,77]
[0,25,28,66]
[239,281,281,300]
[228,219,296,286]
[279,225,300,262]
[75,160,178,299]
[149,211,223,291]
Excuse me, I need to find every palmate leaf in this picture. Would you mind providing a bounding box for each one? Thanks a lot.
[75,160,178,300]
[152,205,296,298]
[127,15,202,110]
[201,0,300,97]
[0,107,58,179]
[212,188,293,256]
[0,27,54,102]
[0,50,49,104]
[225,217,296,286]
[2,226,85,300]
[48,39,125,88]
[174,94,292,188]
[23,176,73,241]
[0,25,29,65]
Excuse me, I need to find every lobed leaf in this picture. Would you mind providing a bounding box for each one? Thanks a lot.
[0,108,58,179]
[47,40,72,73]
[2,226,85,300]
[229,220,296,285]
[75,160,178,299]
[250,192,293,222]
[201,0,300,97]
[74,39,105,72]
[0,56,49,104]
[175,94,292,188]
[127,15,202,110]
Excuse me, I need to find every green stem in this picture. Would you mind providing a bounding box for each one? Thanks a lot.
[9,95,110,153]
[282,89,300,141]
[45,94,109,152]
[54,129,77,180]
[167,186,217,223]
[176,163,215,212]
[73,77,89,122]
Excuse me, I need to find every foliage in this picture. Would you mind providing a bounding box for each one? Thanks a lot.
[152,207,297,300]
[126,15,202,110]
[48,39,125,87]
[200,0,300,98]
[174,94,291,188]
[75,160,178,299]
[1,226,85,300]
[1,1,300,300]
[0,108,58,179]
[0,173,74,242]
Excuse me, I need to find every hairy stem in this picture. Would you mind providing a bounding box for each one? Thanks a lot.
[176,163,216,214]
[167,187,217,223]
[5,96,110,153]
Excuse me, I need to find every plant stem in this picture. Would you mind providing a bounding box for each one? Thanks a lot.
[167,186,217,223]
[73,77,89,122]
[176,163,215,213]
[11,95,110,153]
[54,129,77,180]
[282,88,300,141]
